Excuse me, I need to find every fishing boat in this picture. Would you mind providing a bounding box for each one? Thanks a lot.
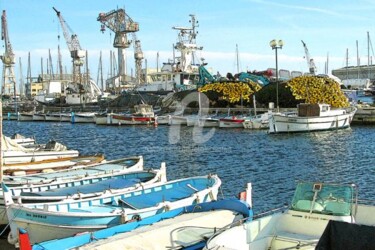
[8,164,165,203]
[154,114,170,125]
[134,15,202,94]
[24,198,252,250]
[269,103,357,133]
[111,104,154,125]
[17,112,34,121]
[2,154,104,176]
[2,136,79,164]
[0,156,144,225]
[2,156,142,186]
[4,174,221,245]
[32,112,45,121]
[205,181,375,250]
[243,111,272,129]
[94,111,112,125]
[198,116,220,127]
[71,112,96,123]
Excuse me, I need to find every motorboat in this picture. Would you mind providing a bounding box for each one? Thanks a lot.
[269,103,357,133]
[2,135,79,164]
[205,181,375,250]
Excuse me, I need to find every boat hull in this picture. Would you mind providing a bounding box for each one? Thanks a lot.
[219,118,245,128]
[198,117,220,127]
[5,175,221,245]
[111,114,154,125]
[269,108,356,133]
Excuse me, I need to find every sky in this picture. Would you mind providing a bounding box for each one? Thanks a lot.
[1,0,375,88]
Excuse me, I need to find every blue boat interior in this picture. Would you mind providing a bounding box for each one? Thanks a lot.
[20,178,141,197]
[5,161,139,185]
[63,178,213,213]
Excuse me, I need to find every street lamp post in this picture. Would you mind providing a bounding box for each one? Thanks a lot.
[270,39,284,112]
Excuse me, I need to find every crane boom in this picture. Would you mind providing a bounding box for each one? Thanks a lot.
[301,40,317,75]
[53,7,85,83]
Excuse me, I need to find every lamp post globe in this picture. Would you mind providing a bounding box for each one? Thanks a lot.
[270,39,284,112]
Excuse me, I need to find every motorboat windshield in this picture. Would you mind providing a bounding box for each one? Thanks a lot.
[290,182,356,216]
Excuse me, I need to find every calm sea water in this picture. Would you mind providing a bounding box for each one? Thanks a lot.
[2,120,375,214]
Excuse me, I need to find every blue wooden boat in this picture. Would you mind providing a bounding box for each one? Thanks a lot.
[4,174,221,245]
[0,156,145,225]
[20,198,252,250]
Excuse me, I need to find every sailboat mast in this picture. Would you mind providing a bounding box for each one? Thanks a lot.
[346,48,349,80]
[356,40,359,80]
[236,44,239,74]
[368,31,370,79]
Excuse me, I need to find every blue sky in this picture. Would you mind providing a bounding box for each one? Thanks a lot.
[1,0,375,86]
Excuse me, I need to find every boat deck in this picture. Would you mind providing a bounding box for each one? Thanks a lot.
[78,210,242,249]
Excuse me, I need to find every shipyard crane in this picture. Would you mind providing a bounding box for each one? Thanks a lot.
[1,10,17,96]
[301,40,317,75]
[97,8,140,87]
[132,34,144,85]
[53,7,85,83]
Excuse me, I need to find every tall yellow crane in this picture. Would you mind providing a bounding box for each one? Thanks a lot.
[53,7,85,83]
[97,8,141,87]
[1,10,17,96]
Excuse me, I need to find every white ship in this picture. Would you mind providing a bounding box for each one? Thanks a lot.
[135,15,203,94]
[35,79,102,106]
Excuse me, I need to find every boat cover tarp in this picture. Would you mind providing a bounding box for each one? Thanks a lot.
[20,178,141,197]
[316,220,375,250]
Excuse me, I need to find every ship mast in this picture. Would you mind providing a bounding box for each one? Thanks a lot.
[172,14,203,73]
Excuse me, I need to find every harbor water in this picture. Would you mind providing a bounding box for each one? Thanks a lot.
[2,120,375,213]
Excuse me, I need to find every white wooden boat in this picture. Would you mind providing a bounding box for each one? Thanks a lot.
[71,112,96,123]
[198,116,220,127]
[154,114,170,125]
[32,112,45,121]
[4,174,221,245]
[2,154,104,176]
[243,111,273,129]
[169,115,188,125]
[24,199,252,250]
[269,103,357,133]
[6,112,18,120]
[60,113,71,122]
[94,112,113,125]
[44,112,64,122]
[18,112,34,121]
[205,181,375,250]
[2,136,79,164]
